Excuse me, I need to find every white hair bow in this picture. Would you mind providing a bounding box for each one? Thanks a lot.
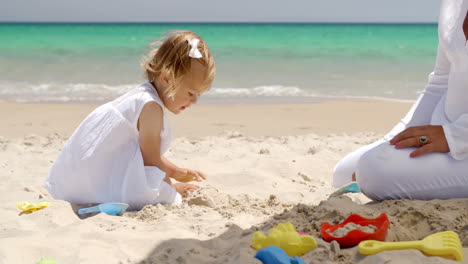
[188,38,203,59]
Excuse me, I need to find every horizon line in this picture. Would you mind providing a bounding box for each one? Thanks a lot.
[0,21,438,25]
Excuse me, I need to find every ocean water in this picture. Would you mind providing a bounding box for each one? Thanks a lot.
[0,23,439,103]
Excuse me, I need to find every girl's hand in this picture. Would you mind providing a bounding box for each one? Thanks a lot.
[390,125,450,158]
[169,168,206,182]
[173,183,199,197]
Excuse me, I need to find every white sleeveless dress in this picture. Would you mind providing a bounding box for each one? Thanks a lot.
[45,82,182,210]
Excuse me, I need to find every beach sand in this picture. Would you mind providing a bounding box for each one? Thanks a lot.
[1,99,467,264]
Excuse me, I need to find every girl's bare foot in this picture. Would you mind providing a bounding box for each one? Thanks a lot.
[173,182,199,197]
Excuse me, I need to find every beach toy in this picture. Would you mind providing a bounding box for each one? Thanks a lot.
[321,213,390,248]
[77,203,129,216]
[16,201,50,214]
[359,231,464,261]
[252,222,317,256]
[330,181,361,197]
[36,257,58,264]
[255,246,306,264]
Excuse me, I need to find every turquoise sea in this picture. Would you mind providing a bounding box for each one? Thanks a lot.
[0,23,439,103]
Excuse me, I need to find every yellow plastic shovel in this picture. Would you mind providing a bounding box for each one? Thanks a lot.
[16,201,50,214]
[358,231,464,261]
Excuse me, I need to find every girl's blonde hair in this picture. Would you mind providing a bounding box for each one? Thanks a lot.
[141,30,215,99]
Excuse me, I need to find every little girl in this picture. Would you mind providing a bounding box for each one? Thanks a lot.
[45,30,216,210]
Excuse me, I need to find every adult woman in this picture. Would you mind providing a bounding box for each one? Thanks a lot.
[333,0,468,200]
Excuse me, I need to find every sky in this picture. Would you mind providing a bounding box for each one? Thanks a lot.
[1,0,441,23]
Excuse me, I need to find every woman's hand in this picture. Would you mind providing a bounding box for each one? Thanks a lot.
[390,125,450,157]
[168,167,206,182]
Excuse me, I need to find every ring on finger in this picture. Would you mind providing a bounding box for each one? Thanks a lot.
[418,135,429,145]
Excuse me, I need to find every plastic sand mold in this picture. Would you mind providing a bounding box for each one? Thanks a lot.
[252,222,317,256]
[255,246,305,264]
[321,213,390,248]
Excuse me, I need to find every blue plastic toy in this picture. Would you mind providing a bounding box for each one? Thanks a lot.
[78,203,129,215]
[330,181,361,197]
[255,246,306,264]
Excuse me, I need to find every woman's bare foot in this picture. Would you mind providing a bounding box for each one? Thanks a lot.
[173,182,199,197]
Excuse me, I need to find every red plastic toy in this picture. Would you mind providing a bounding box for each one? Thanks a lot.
[320,213,390,248]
